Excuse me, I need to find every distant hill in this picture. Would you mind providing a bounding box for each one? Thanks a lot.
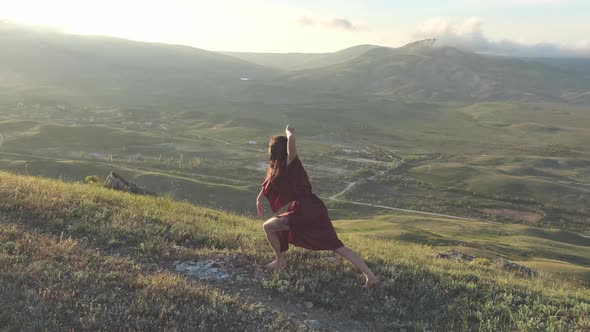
[277,39,590,103]
[2,25,589,105]
[0,24,278,107]
[223,44,381,71]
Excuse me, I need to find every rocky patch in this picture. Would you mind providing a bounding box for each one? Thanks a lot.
[434,249,538,277]
[174,259,231,281]
[433,249,475,262]
[493,258,539,278]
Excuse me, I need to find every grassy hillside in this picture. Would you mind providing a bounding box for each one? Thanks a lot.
[0,171,589,331]
[334,212,590,284]
[526,57,590,76]
[409,164,590,210]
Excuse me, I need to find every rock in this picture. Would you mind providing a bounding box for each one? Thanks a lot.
[434,250,538,278]
[94,293,108,302]
[304,301,314,309]
[324,256,340,263]
[494,258,539,277]
[104,171,157,196]
[464,274,479,283]
[387,320,404,329]
[307,320,321,330]
[433,249,475,262]
[175,260,231,280]
[301,311,309,317]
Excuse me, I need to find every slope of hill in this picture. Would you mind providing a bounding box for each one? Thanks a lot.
[526,57,590,77]
[0,171,589,331]
[223,44,381,71]
[0,24,279,106]
[335,212,590,283]
[278,40,590,103]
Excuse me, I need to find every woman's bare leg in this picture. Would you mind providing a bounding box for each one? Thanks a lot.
[334,246,380,287]
[262,217,290,270]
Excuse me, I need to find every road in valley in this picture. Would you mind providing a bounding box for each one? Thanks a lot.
[326,157,481,222]
[326,170,480,222]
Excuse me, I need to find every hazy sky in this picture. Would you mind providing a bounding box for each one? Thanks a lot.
[1,0,589,57]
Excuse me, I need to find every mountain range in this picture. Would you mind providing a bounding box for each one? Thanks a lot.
[275,39,590,103]
[1,24,589,105]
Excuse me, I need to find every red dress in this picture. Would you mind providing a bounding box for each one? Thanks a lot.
[262,156,344,252]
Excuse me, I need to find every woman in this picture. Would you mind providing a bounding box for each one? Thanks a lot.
[256,125,380,287]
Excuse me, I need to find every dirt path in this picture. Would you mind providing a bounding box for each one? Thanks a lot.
[172,257,373,332]
[368,170,386,180]
[329,170,388,200]
[329,182,357,200]
[330,198,480,222]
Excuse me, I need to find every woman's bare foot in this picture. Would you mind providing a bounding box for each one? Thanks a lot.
[363,275,381,288]
[264,259,287,271]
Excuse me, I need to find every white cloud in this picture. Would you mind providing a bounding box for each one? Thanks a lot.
[415,17,590,58]
[296,16,315,27]
[296,16,366,31]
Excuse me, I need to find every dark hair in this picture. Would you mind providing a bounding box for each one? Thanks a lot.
[266,135,288,180]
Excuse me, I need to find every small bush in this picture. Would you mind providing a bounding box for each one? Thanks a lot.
[3,241,16,254]
[85,175,101,185]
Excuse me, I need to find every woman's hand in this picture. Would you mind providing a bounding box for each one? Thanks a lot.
[285,124,295,136]
[256,199,264,217]
[256,188,265,217]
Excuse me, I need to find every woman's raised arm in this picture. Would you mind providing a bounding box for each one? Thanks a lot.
[286,124,297,165]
